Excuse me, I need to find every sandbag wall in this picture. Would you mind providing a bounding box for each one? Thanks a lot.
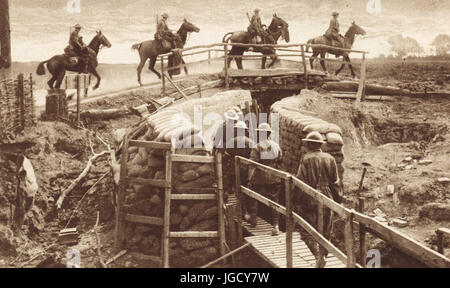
[121,90,252,267]
[271,90,345,184]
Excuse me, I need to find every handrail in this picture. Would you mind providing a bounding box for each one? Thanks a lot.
[235,155,450,268]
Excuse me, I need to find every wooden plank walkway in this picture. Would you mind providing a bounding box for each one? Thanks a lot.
[227,68,326,78]
[227,194,345,268]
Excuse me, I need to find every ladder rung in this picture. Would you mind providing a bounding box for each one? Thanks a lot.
[125,214,164,226]
[128,140,173,150]
[171,154,215,163]
[169,231,219,238]
[124,177,167,188]
[171,194,216,200]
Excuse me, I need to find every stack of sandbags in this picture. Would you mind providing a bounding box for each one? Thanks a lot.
[271,90,345,183]
[121,90,252,266]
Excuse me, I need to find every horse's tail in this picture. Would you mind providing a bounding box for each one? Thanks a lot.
[131,43,142,51]
[306,39,314,53]
[222,32,233,43]
[36,60,49,75]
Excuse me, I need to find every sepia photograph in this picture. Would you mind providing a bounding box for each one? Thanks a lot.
[0,0,450,273]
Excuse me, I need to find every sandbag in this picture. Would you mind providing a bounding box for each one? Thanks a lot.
[180,170,201,182]
[303,123,342,135]
[326,132,344,145]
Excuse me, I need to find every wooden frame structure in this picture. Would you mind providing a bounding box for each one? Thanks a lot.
[158,42,368,102]
[234,156,450,268]
[114,138,226,267]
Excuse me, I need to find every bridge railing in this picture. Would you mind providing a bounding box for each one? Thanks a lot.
[234,156,450,268]
[158,42,369,103]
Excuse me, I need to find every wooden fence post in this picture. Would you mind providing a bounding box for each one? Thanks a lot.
[17,73,25,131]
[161,56,166,97]
[437,229,444,254]
[344,212,356,267]
[356,53,367,103]
[224,44,230,89]
[235,157,243,244]
[114,136,129,253]
[358,197,367,266]
[208,50,211,65]
[216,152,226,258]
[76,74,81,124]
[300,45,309,89]
[285,176,293,268]
[162,149,173,268]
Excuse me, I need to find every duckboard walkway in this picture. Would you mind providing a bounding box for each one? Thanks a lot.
[227,195,345,268]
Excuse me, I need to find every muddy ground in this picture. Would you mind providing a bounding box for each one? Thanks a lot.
[1,60,450,268]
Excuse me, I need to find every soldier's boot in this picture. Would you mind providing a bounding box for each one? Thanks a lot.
[250,213,257,228]
[248,197,258,227]
[271,210,280,236]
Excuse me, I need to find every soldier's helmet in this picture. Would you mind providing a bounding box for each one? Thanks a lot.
[74,24,82,30]
[332,12,339,16]
[224,110,239,121]
[231,106,242,113]
[302,131,325,144]
[234,121,248,130]
[256,123,272,133]
[162,13,169,19]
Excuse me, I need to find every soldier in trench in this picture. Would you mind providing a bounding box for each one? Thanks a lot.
[295,131,342,268]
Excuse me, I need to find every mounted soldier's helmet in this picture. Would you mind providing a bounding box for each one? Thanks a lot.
[254,8,260,13]
[162,13,169,19]
[302,131,325,144]
[224,110,239,121]
[332,12,339,16]
[256,123,272,133]
[234,121,248,130]
[74,24,82,30]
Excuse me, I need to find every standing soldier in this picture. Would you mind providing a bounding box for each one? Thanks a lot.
[295,131,341,268]
[325,12,344,47]
[247,123,282,235]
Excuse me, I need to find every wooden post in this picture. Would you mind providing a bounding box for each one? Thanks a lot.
[344,212,356,267]
[224,44,230,89]
[358,197,367,266]
[285,176,293,268]
[17,73,25,131]
[84,74,89,98]
[216,152,226,258]
[356,53,367,103]
[76,74,81,123]
[114,136,129,252]
[161,56,166,97]
[437,229,444,254]
[0,0,11,72]
[162,150,172,268]
[317,202,325,263]
[300,45,309,89]
[235,157,243,244]
[225,204,238,249]
[208,50,211,65]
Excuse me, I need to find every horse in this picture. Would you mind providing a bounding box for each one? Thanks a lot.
[222,14,290,70]
[132,19,200,86]
[36,31,112,90]
[306,21,366,77]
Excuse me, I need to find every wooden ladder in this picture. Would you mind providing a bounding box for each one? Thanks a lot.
[114,137,226,267]
[162,151,226,268]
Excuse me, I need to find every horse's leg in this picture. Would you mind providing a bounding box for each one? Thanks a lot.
[267,53,278,69]
[54,69,66,89]
[345,55,356,78]
[182,58,188,75]
[137,57,146,86]
[91,67,101,90]
[47,73,56,89]
[310,51,318,70]
[148,57,161,79]
[335,56,346,76]
[320,52,327,73]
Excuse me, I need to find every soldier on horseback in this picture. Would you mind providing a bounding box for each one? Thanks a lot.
[155,13,177,50]
[247,9,273,44]
[65,24,90,70]
[325,12,345,47]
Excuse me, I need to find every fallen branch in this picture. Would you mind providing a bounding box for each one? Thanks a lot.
[105,250,127,266]
[94,211,107,268]
[56,135,111,209]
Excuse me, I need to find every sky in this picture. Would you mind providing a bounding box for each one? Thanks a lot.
[8,0,450,63]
